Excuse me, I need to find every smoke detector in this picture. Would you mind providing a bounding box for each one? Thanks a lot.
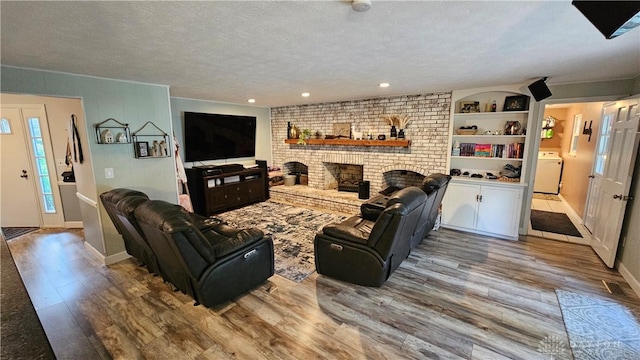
[352,0,372,12]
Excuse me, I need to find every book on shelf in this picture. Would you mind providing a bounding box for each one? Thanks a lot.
[474,144,492,157]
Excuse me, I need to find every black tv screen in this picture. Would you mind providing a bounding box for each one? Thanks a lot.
[184,112,257,162]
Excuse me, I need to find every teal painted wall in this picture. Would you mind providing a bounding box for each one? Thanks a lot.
[170,97,272,167]
[1,66,176,258]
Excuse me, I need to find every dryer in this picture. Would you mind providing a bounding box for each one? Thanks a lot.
[534,151,563,194]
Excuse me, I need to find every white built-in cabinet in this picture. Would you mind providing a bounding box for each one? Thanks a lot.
[442,181,523,240]
[442,86,533,240]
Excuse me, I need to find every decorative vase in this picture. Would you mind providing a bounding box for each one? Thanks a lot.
[289,125,299,139]
[398,128,405,139]
[390,125,397,139]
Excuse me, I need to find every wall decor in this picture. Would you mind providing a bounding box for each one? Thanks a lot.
[131,121,170,159]
[333,122,351,138]
[94,118,131,144]
[503,95,530,111]
[460,101,480,113]
[136,141,149,157]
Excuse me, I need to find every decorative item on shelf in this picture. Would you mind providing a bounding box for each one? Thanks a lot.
[287,122,292,139]
[353,130,363,140]
[504,121,522,135]
[456,125,478,135]
[136,141,149,157]
[390,125,397,139]
[491,100,497,112]
[101,129,114,143]
[297,129,312,145]
[503,95,529,111]
[289,124,300,139]
[460,101,480,113]
[333,122,351,138]
[382,114,411,140]
[314,130,322,139]
[378,134,386,140]
[116,133,127,143]
[398,129,405,139]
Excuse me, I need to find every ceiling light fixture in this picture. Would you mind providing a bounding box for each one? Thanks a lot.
[379,82,390,88]
[301,92,310,97]
[352,0,372,12]
[248,99,256,103]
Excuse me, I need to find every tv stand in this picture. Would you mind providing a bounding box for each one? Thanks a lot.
[186,167,268,216]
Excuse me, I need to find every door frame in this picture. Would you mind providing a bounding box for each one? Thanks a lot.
[1,104,65,228]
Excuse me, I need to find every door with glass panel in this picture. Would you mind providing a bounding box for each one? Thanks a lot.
[0,105,60,228]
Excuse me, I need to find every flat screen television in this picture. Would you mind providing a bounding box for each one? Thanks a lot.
[184,112,257,162]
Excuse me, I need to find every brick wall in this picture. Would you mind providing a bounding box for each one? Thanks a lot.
[271,92,452,193]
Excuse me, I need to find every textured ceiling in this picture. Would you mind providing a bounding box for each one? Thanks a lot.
[1,1,639,107]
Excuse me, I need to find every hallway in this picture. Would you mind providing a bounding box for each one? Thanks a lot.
[528,194,591,245]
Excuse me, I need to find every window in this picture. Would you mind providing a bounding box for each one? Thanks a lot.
[569,114,582,154]
[594,113,613,175]
[0,117,11,134]
[28,117,56,213]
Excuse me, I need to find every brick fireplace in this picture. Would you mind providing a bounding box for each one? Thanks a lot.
[270,92,451,212]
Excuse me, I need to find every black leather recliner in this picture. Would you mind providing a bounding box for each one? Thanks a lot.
[314,187,427,287]
[100,188,161,275]
[134,200,274,307]
[361,173,451,249]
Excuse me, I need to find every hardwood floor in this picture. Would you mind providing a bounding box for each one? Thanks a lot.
[6,227,639,359]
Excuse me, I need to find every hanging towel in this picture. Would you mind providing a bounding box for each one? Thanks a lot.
[173,135,187,184]
[71,114,84,163]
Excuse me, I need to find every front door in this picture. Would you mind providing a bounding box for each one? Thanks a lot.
[590,100,639,268]
[0,106,41,227]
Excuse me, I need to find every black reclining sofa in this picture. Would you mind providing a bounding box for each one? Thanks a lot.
[100,188,274,307]
[314,187,428,287]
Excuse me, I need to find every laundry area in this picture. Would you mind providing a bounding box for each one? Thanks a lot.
[534,151,563,194]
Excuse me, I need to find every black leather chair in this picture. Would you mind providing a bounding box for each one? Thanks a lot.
[314,187,427,287]
[100,188,161,275]
[134,200,274,307]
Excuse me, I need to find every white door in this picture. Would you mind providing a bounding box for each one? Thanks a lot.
[583,106,611,232]
[0,106,41,227]
[590,100,640,268]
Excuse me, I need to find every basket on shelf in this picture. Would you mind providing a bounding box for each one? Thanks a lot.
[456,129,478,135]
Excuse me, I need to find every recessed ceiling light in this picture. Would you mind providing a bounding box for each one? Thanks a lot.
[301,92,310,97]
[248,99,256,103]
[379,83,390,88]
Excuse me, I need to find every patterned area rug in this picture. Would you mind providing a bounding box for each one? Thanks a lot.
[213,201,347,282]
[556,290,640,359]
[2,227,39,240]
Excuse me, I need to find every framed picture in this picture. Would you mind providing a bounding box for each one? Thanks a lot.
[333,122,351,138]
[460,101,480,113]
[136,141,149,157]
[503,95,530,111]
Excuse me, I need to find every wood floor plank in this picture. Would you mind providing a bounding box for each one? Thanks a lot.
[7,227,640,359]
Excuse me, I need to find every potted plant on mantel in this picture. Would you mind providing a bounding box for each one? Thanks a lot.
[297,129,313,145]
[382,114,411,139]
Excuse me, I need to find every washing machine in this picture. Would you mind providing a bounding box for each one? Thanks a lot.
[534,151,563,194]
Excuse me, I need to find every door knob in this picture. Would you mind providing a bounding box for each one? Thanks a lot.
[588,175,595,178]
[20,170,28,179]
[613,194,623,200]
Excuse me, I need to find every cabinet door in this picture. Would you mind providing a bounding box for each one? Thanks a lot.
[245,179,264,201]
[442,183,479,229]
[476,186,522,238]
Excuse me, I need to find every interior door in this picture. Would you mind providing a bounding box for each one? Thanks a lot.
[590,100,639,268]
[0,106,41,227]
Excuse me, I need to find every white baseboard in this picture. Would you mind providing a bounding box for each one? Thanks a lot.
[83,241,130,265]
[618,262,640,298]
[65,221,83,228]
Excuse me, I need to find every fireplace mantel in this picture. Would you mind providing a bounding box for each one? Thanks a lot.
[284,138,411,147]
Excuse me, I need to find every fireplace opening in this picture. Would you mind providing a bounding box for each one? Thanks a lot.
[338,164,363,192]
[380,170,425,194]
[283,161,308,185]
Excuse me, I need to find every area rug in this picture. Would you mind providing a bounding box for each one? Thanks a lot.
[2,227,39,240]
[555,289,640,359]
[213,201,347,282]
[530,210,582,237]
[1,236,56,359]
[533,193,561,201]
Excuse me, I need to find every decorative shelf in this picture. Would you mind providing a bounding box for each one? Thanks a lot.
[284,138,411,147]
[94,118,131,144]
[451,156,523,161]
[452,135,526,139]
[454,110,529,116]
[132,121,170,159]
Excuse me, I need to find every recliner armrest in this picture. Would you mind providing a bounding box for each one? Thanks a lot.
[322,224,369,244]
[361,194,389,221]
[203,224,265,258]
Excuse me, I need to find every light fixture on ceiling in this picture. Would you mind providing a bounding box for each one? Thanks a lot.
[528,77,552,101]
[301,92,310,97]
[379,82,390,88]
[352,0,372,12]
[248,99,256,103]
